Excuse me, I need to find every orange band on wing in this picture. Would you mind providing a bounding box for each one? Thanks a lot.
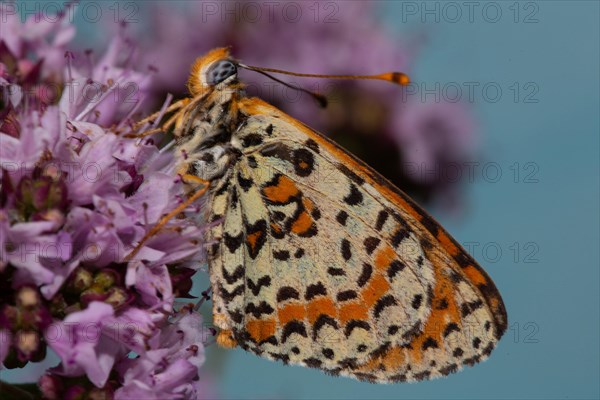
[278,303,307,326]
[262,175,299,203]
[246,319,277,343]
[374,245,396,272]
[307,297,337,324]
[290,211,314,234]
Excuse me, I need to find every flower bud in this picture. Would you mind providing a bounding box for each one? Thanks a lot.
[88,385,115,400]
[0,305,17,330]
[80,286,109,307]
[93,269,119,289]
[104,287,131,309]
[64,384,86,400]
[68,268,93,293]
[15,330,40,360]
[16,286,41,308]
[39,373,63,400]
[34,208,65,225]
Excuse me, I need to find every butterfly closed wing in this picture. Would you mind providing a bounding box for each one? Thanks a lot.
[164,48,507,383]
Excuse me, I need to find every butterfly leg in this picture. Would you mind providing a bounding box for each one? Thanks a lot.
[124,175,209,262]
[133,98,191,129]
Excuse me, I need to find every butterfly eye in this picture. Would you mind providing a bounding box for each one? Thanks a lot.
[207,60,237,85]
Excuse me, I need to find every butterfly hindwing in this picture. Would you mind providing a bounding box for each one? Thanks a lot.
[204,97,506,382]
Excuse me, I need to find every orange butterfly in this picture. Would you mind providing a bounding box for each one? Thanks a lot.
[130,48,506,383]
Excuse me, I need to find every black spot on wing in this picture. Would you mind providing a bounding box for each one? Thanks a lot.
[273,250,290,261]
[259,142,292,160]
[222,265,244,285]
[369,342,391,359]
[240,133,264,148]
[272,211,285,221]
[303,357,322,368]
[436,298,449,310]
[305,282,327,300]
[337,163,364,185]
[387,260,405,279]
[265,124,274,136]
[375,209,389,231]
[244,219,268,259]
[292,148,315,177]
[439,363,459,376]
[338,358,359,370]
[322,348,335,359]
[247,276,271,296]
[268,352,289,364]
[357,263,373,287]
[343,183,363,206]
[421,337,439,350]
[413,371,431,381]
[363,237,381,255]
[373,295,397,318]
[281,321,308,343]
[462,355,481,366]
[305,138,320,153]
[461,299,484,317]
[336,290,357,302]
[229,310,243,324]
[229,186,239,209]
[402,321,422,341]
[247,155,258,168]
[341,239,352,261]
[453,347,464,358]
[277,286,299,303]
[237,171,253,192]
[312,315,339,340]
[354,372,378,383]
[390,373,407,383]
[336,210,349,226]
[482,342,494,356]
[223,232,243,253]
[344,320,371,337]
[411,294,423,310]
[245,301,275,318]
[327,267,346,276]
[419,212,441,238]
[391,228,410,247]
[220,283,245,303]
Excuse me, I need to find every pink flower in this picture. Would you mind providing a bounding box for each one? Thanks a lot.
[0,3,75,77]
[115,309,205,399]
[1,7,209,398]
[46,302,121,387]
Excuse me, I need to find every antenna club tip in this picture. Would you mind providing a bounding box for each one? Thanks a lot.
[390,72,410,86]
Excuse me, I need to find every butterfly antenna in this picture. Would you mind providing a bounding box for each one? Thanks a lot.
[247,67,328,108]
[238,63,410,86]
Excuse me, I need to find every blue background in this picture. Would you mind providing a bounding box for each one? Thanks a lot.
[3,1,599,399]
[207,2,600,399]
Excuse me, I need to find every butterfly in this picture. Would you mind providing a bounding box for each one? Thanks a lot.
[133,48,507,383]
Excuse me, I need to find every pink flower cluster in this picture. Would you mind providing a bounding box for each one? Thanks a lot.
[1,5,208,399]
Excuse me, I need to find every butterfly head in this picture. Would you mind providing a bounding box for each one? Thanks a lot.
[188,48,239,96]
